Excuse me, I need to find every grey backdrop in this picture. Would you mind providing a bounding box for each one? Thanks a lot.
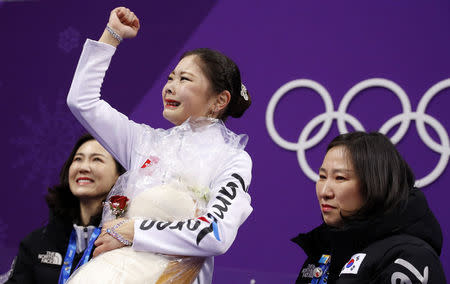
[1,1,449,283]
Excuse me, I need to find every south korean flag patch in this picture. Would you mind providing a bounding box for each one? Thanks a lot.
[340,253,366,275]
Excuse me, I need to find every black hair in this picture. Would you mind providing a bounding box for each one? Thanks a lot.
[327,131,415,220]
[45,133,126,224]
[181,48,251,121]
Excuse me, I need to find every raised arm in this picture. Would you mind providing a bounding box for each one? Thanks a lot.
[67,7,141,170]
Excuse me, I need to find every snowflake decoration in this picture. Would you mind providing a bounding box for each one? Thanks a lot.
[58,26,81,53]
[10,93,84,191]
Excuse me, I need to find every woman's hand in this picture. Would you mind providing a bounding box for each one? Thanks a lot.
[99,7,140,47]
[93,218,135,257]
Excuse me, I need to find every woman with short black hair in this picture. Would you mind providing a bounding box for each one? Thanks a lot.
[292,131,446,283]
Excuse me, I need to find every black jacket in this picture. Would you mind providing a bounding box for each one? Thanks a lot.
[6,212,98,284]
[292,189,447,283]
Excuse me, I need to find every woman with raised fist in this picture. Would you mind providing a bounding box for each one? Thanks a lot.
[67,6,253,284]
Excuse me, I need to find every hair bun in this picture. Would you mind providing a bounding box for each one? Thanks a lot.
[229,86,251,118]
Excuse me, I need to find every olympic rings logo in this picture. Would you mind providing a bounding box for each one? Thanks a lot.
[265,78,450,188]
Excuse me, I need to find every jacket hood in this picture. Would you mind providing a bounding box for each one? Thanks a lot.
[49,207,102,228]
[293,189,442,255]
[393,188,443,255]
[357,188,443,255]
[292,189,443,276]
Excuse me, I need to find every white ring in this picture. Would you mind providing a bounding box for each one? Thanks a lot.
[266,79,333,151]
[338,78,412,144]
[266,78,450,188]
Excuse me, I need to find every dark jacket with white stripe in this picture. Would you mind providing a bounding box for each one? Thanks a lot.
[6,212,99,284]
[292,189,446,283]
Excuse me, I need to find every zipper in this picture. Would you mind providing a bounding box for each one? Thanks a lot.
[83,227,88,249]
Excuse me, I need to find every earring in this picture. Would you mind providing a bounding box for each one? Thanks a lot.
[207,106,218,118]
[207,109,214,118]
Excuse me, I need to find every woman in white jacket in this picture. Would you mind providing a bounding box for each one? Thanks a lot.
[66,6,253,284]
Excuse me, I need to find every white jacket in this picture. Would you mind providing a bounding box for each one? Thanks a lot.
[67,39,253,284]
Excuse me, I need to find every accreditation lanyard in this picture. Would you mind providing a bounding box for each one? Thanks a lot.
[58,227,101,284]
[311,254,331,284]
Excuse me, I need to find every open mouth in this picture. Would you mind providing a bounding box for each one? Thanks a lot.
[76,177,94,185]
[165,99,181,108]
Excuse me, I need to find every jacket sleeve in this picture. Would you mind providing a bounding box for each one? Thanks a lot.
[132,151,253,257]
[5,242,34,284]
[371,248,447,284]
[67,39,143,170]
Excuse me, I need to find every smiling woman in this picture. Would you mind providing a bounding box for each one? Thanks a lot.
[292,132,446,283]
[69,141,118,197]
[5,134,125,284]
[68,140,121,225]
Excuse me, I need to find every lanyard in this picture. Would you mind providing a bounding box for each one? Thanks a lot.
[311,254,331,284]
[58,227,101,284]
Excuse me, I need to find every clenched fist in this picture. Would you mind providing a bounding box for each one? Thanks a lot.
[100,7,140,47]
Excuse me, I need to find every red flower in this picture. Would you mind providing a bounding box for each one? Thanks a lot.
[108,195,129,218]
[110,195,129,209]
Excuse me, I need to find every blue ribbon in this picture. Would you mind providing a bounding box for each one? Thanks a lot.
[58,227,101,284]
[311,254,331,284]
